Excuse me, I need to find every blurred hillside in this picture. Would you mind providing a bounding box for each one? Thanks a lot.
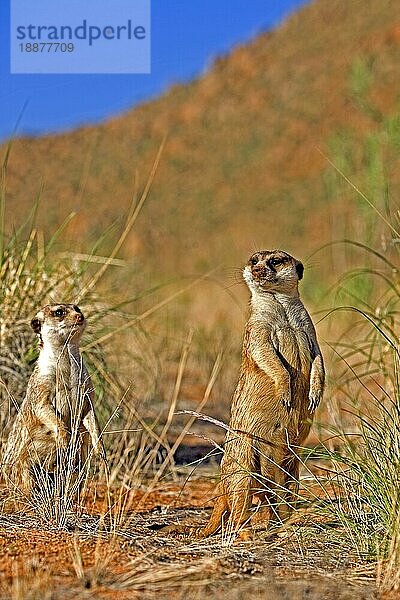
[2,0,400,315]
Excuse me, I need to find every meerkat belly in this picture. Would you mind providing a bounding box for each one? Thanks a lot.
[230,371,287,435]
[52,387,73,430]
[231,335,310,430]
[274,328,311,396]
[53,386,90,432]
[29,426,57,467]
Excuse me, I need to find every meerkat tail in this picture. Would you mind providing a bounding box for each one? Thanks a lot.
[162,485,229,538]
[195,490,229,538]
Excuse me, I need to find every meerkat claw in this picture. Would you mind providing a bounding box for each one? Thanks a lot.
[308,392,321,412]
[281,391,292,411]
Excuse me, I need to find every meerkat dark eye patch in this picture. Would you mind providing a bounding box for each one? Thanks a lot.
[73,305,81,313]
[53,308,65,318]
[31,318,41,333]
[250,256,259,266]
[270,255,290,267]
[268,258,285,269]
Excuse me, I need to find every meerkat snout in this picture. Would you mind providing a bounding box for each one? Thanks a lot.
[252,263,266,276]
[74,311,85,324]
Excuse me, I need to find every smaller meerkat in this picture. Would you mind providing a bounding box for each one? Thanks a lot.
[164,250,324,539]
[2,303,105,501]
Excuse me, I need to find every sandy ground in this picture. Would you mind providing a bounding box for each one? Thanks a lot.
[0,472,395,600]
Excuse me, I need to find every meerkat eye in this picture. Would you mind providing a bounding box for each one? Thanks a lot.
[250,256,259,266]
[54,308,65,318]
[269,259,282,267]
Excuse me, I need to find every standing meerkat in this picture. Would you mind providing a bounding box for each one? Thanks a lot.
[2,303,105,501]
[167,250,324,539]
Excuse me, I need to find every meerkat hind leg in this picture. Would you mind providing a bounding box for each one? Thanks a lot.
[223,473,254,540]
[67,428,92,501]
[280,454,301,516]
[257,448,294,524]
[251,490,273,530]
[7,460,35,507]
[82,409,105,459]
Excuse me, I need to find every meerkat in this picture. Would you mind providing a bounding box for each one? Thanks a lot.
[165,250,324,539]
[2,303,105,502]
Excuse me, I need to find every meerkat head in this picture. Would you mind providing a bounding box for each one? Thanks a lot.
[31,304,86,348]
[243,250,303,296]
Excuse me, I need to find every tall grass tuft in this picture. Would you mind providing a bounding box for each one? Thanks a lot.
[313,175,400,590]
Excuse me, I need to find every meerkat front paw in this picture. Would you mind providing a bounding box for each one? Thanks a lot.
[55,426,69,449]
[281,389,292,411]
[94,442,106,461]
[308,389,322,412]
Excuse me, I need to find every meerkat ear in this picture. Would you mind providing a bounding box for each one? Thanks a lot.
[31,318,42,333]
[295,261,304,280]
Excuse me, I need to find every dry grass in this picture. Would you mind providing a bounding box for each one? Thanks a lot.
[1,204,399,599]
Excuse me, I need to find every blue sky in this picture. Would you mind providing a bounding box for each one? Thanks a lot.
[0,0,309,141]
